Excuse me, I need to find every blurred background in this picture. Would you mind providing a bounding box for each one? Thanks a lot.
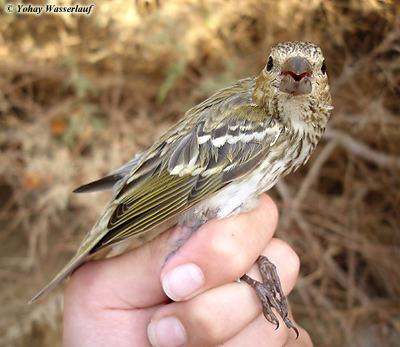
[0,0,399,346]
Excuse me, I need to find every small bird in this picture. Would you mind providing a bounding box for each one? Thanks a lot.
[30,41,332,336]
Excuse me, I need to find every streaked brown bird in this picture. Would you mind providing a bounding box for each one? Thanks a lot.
[30,41,332,336]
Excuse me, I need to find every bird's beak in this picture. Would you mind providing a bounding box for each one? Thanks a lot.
[279,56,313,95]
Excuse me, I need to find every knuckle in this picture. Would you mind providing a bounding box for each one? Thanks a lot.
[187,300,228,344]
[208,228,247,272]
[266,197,279,224]
[273,239,300,275]
[258,194,279,228]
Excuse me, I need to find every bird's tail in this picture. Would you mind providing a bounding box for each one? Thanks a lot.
[29,216,112,304]
[29,246,92,304]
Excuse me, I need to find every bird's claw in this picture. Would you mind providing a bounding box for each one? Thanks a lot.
[240,255,299,339]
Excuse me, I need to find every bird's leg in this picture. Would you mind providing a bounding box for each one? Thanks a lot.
[240,255,299,338]
[163,221,206,265]
[164,209,217,265]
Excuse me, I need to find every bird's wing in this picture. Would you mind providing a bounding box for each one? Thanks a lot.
[29,79,282,303]
[89,80,283,253]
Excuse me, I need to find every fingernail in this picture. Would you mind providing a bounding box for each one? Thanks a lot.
[162,263,204,301]
[148,317,187,347]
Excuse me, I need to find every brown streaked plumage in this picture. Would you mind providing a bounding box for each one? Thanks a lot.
[30,41,332,336]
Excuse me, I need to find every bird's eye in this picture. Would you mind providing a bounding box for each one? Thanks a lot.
[321,60,326,74]
[266,57,274,71]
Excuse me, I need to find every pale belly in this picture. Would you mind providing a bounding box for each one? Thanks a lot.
[191,158,288,220]
[192,137,313,220]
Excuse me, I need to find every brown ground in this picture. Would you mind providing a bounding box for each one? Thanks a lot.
[0,0,399,346]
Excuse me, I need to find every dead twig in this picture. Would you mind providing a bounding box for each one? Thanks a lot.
[323,128,400,169]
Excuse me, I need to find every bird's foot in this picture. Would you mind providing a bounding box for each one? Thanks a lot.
[240,255,299,339]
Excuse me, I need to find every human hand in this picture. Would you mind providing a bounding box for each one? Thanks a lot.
[63,194,312,346]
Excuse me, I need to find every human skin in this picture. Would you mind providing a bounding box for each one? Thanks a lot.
[63,194,313,347]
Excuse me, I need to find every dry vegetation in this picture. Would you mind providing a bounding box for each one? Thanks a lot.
[0,0,399,346]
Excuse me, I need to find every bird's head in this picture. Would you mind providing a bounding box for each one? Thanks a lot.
[253,41,332,126]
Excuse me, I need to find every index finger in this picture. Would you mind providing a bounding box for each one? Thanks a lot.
[160,194,278,302]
